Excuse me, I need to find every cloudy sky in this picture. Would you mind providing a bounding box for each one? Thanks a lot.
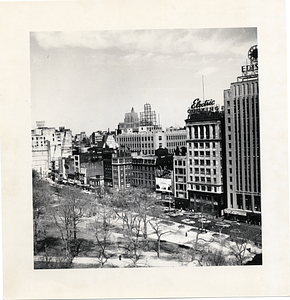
[30,28,257,135]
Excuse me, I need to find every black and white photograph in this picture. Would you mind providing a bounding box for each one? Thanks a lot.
[1,1,289,299]
[31,28,262,269]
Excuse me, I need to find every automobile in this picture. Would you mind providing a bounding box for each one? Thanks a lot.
[215,222,230,228]
[231,221,241,226]
[181,219,195,225]
[161,214,170,219]
[168,212,179,217]
[198,218,211,224]
[175,211,184,217]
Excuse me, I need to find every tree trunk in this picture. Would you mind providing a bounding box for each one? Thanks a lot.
[157,237,161,257]
[73,217,77,240]
[143,216,147,239]
[34,223,38,255]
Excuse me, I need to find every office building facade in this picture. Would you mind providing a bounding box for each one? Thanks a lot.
[223,45,261,223]
[112,150,132,189]
[185,102,225,215]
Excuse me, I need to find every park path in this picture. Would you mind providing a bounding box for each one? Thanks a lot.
[70,213,261,267]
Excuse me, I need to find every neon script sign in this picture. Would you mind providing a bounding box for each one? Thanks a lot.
[187,98,216,113]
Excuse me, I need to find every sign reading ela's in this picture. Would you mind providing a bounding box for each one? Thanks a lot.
[188,98,216,113]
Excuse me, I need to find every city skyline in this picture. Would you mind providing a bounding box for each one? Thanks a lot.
[31,28,257,135]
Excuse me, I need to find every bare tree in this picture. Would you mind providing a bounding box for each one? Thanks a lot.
[121,209,144,266]
[110,188,133,230]
[148,207,172,257]
[108,188,145,266]
[175,229,229,266]
[226,225,261,265]
[90,198,114,268]
[32,170,52,255]
[132,188,158,241]
[51,186,91,264]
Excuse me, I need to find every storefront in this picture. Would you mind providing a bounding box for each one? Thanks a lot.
[223,208,261,225]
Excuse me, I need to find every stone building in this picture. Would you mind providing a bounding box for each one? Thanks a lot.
[223,45,261,224]
[185,103,225,215]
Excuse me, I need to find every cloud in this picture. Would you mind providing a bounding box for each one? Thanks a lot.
[31,28,257,71]
[32,28,256,57]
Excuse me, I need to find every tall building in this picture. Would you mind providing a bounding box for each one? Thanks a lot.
[118,107,140,133]
[173,155,188,208]
[131,154,156,188]
[31,123,72,177]
[223,45,261,224]
[102,148,115,187]
[57,126,73,158]
[112,150,132,189]
[31,139,51,177]
[184,100,225,215]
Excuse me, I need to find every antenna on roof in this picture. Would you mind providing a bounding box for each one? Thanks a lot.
[202,75,205,101]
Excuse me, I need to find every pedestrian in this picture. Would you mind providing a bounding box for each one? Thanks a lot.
[119,255,122,261]
[185,232,187,237]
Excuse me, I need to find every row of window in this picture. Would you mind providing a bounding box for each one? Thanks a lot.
[32,136,46,140]
[190,159,220,167]
[142,150,155,155]
[118,136,154,142]
[167,141,186,147]
[132,172,154,179]
[189,150,220,158]
[188,142,218,149]
[231,81,258,96]
[191,124,217,140]
[132,166,154,171]
[188,184,222,192]
[32,143,47,148]
[166,134,187,140]
[132,159,155,165]
[192,176,213,183]
[192,167,217,175]
[132,179,155,187]
[231,194,261,211]
[174,160,186,166]
[174,168,186,175]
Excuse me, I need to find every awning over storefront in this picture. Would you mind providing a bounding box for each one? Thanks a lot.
[223,208,247,216]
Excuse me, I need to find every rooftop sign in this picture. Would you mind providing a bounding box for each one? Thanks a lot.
[238,45,258,81]
[187,98,217,114]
